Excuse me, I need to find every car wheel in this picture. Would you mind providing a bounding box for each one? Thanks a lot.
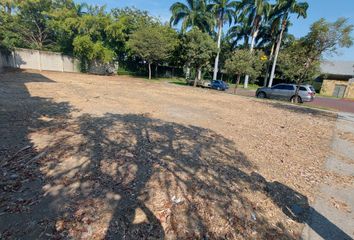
[217,87,221,91]
[257,92,266,98]
[290,96,302,103]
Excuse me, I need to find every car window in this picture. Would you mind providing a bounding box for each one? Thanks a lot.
[272,85,285,90]
[283,85,294,90]
[299,86,307,91]
[309,86,315,92]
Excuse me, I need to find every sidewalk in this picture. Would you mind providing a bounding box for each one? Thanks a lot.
[302,113,354,240]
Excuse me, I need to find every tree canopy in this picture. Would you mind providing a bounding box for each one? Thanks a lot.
[127,25,179,79]
[181,27,217,85]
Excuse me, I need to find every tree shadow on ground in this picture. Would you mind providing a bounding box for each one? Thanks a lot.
[0,70,350,239]
[262,101,337,118]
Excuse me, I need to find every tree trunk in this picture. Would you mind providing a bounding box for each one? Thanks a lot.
[268,18,286,88]
[194,67,201,87]
[264,42,275,87]
[198,68,202,80]
[244,25,260,88]
[293,82,301,103]
[234,75,241,94]
[185,67,190,79]
[148,63,152,80]
[155,64,158,78]
[213,20,223,80]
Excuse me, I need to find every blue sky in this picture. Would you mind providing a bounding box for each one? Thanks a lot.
[77,0,354,61]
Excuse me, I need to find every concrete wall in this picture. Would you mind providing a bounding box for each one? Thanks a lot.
[0,48,80,73]
[321,79,354,98]
[0,48,115,75]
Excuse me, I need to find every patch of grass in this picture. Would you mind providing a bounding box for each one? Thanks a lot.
[228,83,260,91]
[169,81,187,86]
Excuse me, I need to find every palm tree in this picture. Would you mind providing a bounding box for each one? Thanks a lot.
[170,0,214,82]
[268,0,308,87]
[170,0,214,33]
[255,5,285,86]
[74,2,89,17]
[227,16,252,48]
[209,0,239,80]
[238,0,271,88]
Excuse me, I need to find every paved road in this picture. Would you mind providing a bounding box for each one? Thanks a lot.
[302,113,354,240]
[227,88,354,114]
[306,97,354,114]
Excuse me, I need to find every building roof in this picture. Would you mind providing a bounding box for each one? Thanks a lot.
[321,61,354,76]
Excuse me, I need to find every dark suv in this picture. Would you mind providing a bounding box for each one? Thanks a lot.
[211,80,229,91]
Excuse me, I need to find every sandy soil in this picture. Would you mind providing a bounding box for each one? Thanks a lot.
[0,70,342,239]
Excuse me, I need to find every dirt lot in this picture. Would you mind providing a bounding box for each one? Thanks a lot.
[0,70,347,239]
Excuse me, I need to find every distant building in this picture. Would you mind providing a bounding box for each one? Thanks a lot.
[315,61,354,98]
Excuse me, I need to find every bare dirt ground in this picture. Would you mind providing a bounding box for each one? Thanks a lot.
[0,70,349,239]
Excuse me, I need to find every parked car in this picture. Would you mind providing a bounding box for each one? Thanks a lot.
[186,79,211,88]
[211,80,229,91]
[256,84,315,103]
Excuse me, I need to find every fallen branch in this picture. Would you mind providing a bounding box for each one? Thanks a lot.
[27,149,48,165]
[1,145,31,167]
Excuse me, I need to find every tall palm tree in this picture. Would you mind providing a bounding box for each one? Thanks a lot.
[170,0,214,82]
[268,0,308,87]
[227,21,251,48]
[238,0,271,88]
[209,0,238,80]
[170,0,214,33]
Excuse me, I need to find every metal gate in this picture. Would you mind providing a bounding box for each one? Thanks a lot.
[333,85,347,98]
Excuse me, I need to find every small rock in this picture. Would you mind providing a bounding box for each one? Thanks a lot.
[171,196,183,204]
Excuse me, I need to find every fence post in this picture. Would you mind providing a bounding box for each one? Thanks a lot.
[38,50,42,71]
[12,50,16,67]
[61,54,64,72]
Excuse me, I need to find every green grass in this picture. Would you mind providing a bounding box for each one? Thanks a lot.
[228,83,260,90]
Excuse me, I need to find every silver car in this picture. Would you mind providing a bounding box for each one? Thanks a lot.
[256,84,315,103]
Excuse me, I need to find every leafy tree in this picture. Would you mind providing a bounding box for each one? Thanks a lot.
[224,49,265,93]
[127,25,178,79]
[304,18,353,57]
[209,0,238,80]
[268,0,308,87]
[16,0,54,50]
[278,18,353,102]
[238,0,271,88]
[0,0,17,14]
[111,7,160,71]
[181,27,217,86]
[0,9,23,51]
[73,35,115,71]
[278,41,319,88]
[170,0,214,33]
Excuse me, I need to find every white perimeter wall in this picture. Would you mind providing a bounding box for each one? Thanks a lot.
[0,48,80,73]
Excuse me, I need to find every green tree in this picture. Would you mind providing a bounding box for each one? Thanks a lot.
[238,0,271,88]
[209,0,238,80]
[278,41,320,90]
[225,49,265,93]
[127,25,178,79]
[278,18,353,102]
[16,0,54,50]
[181,27,217,86]
[0,8,23,50]
[268,0,308,87]
[170,0,214,33]
[73,35,115,72]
